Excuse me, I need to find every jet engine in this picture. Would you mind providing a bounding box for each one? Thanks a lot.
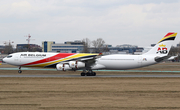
[56,63,72,71]
[69,61,85,69]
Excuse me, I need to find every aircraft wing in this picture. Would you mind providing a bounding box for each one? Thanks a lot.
[61,53,102,63]
[72,53,103,68]
[56,53,103,71]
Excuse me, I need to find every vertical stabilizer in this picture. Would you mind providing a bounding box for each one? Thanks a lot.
[143,32,177,57]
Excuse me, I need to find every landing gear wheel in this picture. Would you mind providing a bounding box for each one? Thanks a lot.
[86,72,89,76]
[81,72,85,76]
[18,70,22,74]
[93,72,96,76]
[81,70,96,76]
[86,72,96,76]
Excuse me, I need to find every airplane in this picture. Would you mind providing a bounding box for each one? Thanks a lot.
[3,32,177,76]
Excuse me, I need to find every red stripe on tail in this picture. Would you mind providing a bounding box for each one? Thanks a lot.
[164,32,175,38]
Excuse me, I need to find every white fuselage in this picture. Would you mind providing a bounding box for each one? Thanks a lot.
[91,54,157,70]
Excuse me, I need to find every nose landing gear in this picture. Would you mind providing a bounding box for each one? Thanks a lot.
[18,66,22,73]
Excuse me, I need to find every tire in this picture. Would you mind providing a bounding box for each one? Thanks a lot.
[18,70,22,74]
[81,72,85,76]
[93,72,96,76]
[86,72,90,76]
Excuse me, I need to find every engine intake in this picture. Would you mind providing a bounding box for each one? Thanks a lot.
[56,63,72,71]
[69,61,85,69]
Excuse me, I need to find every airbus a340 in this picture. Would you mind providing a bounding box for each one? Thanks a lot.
[3,32,177,76]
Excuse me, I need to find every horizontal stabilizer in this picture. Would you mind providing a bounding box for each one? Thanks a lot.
[155,56,171,62]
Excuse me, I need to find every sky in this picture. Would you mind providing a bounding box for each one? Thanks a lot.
[0,0,180,47]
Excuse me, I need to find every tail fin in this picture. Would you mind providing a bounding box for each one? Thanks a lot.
[143,32,177,57]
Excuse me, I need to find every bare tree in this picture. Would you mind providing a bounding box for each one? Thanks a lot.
[82,38,91,53]
[92,38,105,53]
[169,45,180,56]
[168,45,180,61]
[4,44,13,54]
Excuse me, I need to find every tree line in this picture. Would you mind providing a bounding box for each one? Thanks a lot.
[168,46,180,61]
[82,38,108,53]
[1,38,106,54]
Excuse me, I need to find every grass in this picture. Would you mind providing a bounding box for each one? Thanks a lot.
[0,62,180,110]
[1,77,180,110]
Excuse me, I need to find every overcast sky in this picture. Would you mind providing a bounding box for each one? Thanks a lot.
[0,0,180,47]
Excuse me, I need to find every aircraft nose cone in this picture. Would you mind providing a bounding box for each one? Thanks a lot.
[2,58,6,63]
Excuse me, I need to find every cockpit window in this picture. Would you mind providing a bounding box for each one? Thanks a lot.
[7,55,12,58]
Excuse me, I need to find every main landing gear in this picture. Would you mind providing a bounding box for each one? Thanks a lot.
[81,70,96,76]
[18,66,22,74]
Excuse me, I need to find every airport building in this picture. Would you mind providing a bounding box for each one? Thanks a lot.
[0,45,5,49]
[51,43,84,53]
[0,45,5,54]
[42,40,144,54]
[42,40,84,53]
[16,44,42,52]
[109,44,140,54]
[0,54,7,63]
[42,41,55,52]
[89,44,144,54]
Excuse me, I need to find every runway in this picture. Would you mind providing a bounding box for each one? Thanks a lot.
[1,74,180,78]
[1,66,180,77]
[1,67,180,73]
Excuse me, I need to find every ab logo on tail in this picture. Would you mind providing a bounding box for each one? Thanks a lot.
[156,44,168,54]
